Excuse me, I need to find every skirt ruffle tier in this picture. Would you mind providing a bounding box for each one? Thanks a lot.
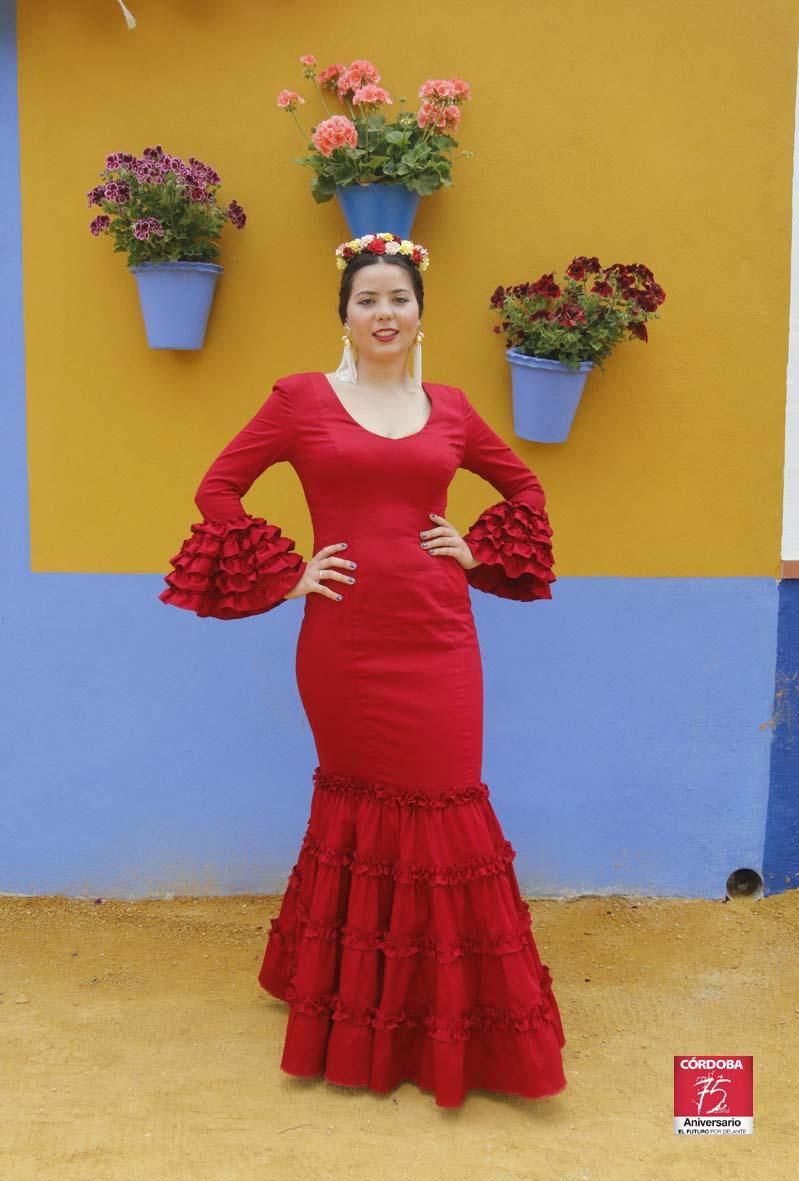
[259,766,567,1108]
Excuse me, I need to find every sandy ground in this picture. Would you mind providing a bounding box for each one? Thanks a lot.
[1,888,796,1181]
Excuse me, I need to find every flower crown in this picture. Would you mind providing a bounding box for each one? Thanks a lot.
[335,231,430,272]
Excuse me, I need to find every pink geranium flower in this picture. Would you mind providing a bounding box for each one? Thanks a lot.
[277,89,305,112]
[318,63,346,90]
[419,77,471,107]
[300,53,317,81]
[311,115,359,158]
[416,99,459,133]
[336,60,380,100]
[419,78,455,101]
[348,58,380,83]
[351,83,393,108]
[416,100,434,128]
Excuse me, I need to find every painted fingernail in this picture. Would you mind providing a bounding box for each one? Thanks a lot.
[347,577,355,583]
[340,542,348,548]
[420,541,428,548]
[336,594,342,600]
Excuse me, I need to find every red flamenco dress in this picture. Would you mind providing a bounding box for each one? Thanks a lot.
[159,371,567,1107]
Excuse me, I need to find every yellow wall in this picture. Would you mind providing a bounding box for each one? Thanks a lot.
[17,0,799,576]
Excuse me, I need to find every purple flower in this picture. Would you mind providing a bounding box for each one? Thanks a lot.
[103,180,130,205]
[142,145,164,161]
[87,184,107,208]
[158,156,185,179]
[132,218,152,240]
[89,214,111,236]
[186,156,221,187]
[133,161,161,184]
[146,217,164,237]
[227,199,246,229]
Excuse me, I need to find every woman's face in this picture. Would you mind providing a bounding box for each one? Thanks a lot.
[345,261,420,366]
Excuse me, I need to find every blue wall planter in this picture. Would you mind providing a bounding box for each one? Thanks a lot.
[128,261,223,350]
[336,182,421,240]
[507,347,595,443]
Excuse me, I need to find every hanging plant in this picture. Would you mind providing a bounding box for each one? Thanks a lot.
[276,54,474,204]
[489,257,667,373]
[87,145,246,266]
[488,257,667,442]
[86,145,247,349]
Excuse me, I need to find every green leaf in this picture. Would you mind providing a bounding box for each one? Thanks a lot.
[334,161,356,185]
[315,172,337,199]
[413,171,442,196]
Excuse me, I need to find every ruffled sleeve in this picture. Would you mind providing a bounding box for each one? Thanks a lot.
[458,387,556,602]
[159,379,308,620]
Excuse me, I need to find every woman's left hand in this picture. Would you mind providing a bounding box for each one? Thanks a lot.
[419,513,482,571]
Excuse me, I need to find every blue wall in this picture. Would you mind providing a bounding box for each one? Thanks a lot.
[0,0,793,899]
[764,580,799,894]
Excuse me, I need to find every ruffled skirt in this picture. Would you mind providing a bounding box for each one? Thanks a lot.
[259,766,567,1108]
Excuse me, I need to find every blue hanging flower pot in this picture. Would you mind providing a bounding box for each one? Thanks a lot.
[336,182,421,240]
[128,260,223,350]
[507,348,594,443]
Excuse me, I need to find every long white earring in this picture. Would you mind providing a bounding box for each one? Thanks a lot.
[412,327,424,385]
[335,325,358,383]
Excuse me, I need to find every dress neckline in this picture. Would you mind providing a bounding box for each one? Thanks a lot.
[316,371,435,442]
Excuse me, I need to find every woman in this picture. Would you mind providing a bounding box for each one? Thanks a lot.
[159,231,566,1107]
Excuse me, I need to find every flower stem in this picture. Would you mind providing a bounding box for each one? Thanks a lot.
[314,81,332,118]
[291,110,307,141]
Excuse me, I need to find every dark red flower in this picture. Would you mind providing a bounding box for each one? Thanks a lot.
[531,273,560,299]
[565,255,601,281]
[629,320,648,341]
[367,238,386,254]
[557,303,587,327]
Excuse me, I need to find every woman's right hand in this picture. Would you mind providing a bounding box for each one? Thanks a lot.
[284,542,357,603]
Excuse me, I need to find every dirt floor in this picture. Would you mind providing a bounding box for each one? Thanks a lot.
[1,887,796,1181]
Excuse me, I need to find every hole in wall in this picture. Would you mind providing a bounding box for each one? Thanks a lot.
[725,867,764,902]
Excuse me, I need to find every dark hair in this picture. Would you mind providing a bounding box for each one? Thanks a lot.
[337,253,424,323]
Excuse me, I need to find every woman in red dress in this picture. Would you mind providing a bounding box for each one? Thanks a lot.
[159,232,566,1107]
